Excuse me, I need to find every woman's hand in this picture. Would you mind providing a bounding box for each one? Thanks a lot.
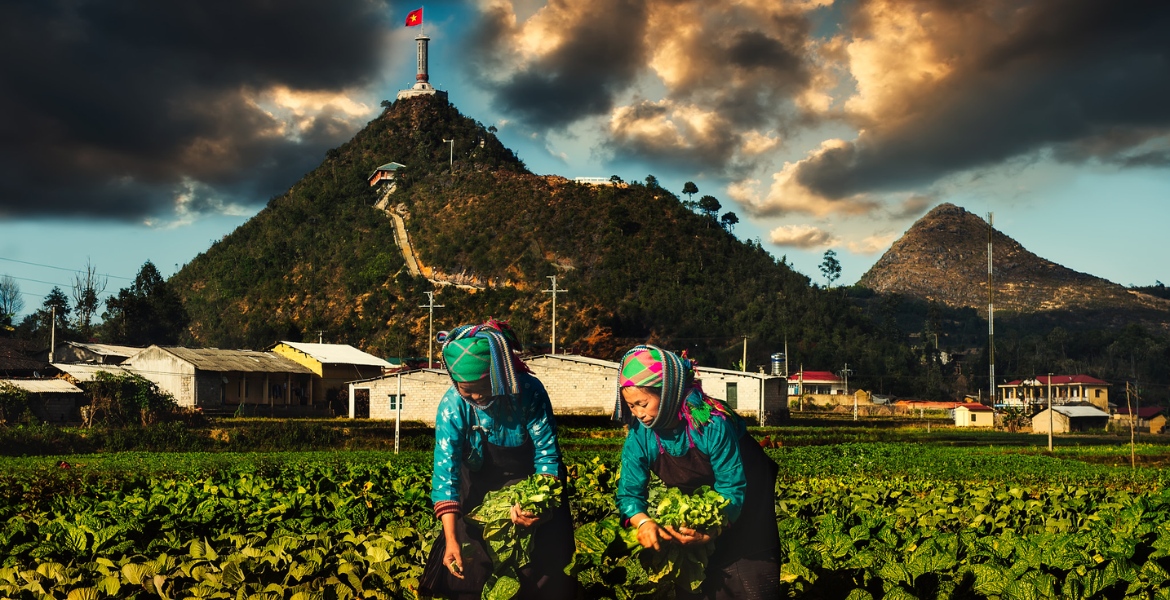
[633,515,673,551]
[443,544,464,578]
[665,525,715,546]
[441,512,464,578]
[510,504,541,527]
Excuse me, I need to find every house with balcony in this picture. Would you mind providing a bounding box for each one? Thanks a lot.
[998,375,1110,412]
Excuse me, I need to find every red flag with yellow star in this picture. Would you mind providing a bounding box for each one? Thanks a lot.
[405,8,423,27]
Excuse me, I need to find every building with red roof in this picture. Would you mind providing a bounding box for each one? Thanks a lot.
[998,374,1110,411]
[954,402,994,428]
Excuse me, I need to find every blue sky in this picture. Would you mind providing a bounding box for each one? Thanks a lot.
[2,0,1168,319]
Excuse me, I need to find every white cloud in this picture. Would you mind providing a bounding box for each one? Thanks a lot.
[769,224,836,248]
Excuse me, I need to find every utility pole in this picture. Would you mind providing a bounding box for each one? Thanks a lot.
[317,330,324,344]
[1126,382,1135,471]
[542,276,567,354]
[842,363,855,421]
[394,376,403,455]
[49,307,56,363]
[988,212,996,408]
[798,365,804,412]
[742,335,748,371]
[419,291,444,367]
[442,139,454,171]
[1047,372,1053,452]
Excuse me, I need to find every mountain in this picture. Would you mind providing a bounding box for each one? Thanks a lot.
[858,203,1170,330]
[170,96,898,374]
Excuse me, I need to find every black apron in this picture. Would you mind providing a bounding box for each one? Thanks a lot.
[420,429,575,599]
[650,431,781,600]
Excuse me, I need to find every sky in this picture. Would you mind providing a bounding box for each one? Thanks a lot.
[2,0,1169,320]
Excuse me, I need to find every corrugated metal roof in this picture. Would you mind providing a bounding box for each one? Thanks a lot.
[0,378,83,393]
[275,342,394,368]
[159,347,313,374]
[1053,406,1110,418]
[790,371,842,383]
[52,363,131,382]
[956,403,993,411]
[1115,406,1165,418]
[1004,374,1109,386]
[66,341,142,357]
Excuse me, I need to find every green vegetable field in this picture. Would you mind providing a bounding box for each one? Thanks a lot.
[2,436,1170,598]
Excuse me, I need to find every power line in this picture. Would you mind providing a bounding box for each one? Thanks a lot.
[2,274,75,288]
[0,256,132,281]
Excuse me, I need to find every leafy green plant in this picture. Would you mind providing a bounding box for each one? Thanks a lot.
[467,474,564,600]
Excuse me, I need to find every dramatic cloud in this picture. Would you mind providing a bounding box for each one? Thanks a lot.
[759,0,1170,213]
[466,0,651,129]
[468,0,824,169]
[0,0,394,220]
[768,224,835,248]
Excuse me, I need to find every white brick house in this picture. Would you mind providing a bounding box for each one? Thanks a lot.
[352,354,788,425]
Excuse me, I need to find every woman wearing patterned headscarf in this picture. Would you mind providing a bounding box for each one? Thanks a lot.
[615,344,781,599]
[419,319,575,600]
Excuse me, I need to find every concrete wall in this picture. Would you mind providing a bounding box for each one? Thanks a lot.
[360,369,451,422]
[527,356,619,415]
[123,347,197,407]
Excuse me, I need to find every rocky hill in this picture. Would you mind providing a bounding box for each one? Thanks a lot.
[169,96,887,370]
[859,203,1170,329]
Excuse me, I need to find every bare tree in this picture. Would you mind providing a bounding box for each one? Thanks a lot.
[72,258,107,337]
[0,275,23,325]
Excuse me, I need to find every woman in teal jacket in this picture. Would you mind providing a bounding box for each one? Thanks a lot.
[615,344,780,599]
[419,319,574,600]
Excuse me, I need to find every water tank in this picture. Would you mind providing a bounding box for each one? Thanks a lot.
[770,353,786,376]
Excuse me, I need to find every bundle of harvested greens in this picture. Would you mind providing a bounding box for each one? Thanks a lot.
[466,474,563,599]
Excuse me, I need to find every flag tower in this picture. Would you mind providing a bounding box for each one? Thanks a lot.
[397,8,448,101]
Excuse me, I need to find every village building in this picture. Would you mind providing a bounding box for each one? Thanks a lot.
[351,354,789,425]
[953,403,995,428]
[269,342,395,406]
[1030,405,1111,434]
[53,362,131,384]
[40,341,140,365]
[367,162,405,187]
[998,375,1110,411]
[0,378,85,422]
[1112,406,1166,435]
[123,346,315,410]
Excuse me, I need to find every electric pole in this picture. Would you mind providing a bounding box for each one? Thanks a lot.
[1047,373,1053,451]
[742,335,748,371]
[419,291,444,367]
[988,212,996,408]
[542,276,567,354]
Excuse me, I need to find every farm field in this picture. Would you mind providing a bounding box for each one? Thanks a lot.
[1,425,1169,598]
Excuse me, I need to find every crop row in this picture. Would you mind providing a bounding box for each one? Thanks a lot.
[1,445,1169,598]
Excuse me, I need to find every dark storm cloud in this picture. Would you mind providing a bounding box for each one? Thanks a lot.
[0,0,393,219]
[465,0,650,129]
[793,0,1170,200]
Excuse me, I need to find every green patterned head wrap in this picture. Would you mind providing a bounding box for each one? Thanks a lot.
[441,337,493,382]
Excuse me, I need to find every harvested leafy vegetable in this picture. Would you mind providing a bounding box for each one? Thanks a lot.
[467,474,563,600]
[567,484,728,599]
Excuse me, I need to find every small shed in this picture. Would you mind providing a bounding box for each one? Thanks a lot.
[52,363,131,383]
[367,162,406,187]
[0,338,47,377]
[1031,405,1111,434]
[953,403,994,428]
[349,368,451,421]
[0,378,85,422]
[1113,406,1166,435]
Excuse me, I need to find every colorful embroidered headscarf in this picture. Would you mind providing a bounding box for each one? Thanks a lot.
[614,345,693,431]
[614,344,738,435]
[440,319,532,403]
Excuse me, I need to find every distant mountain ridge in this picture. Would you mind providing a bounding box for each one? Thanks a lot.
[858,203,1170,329]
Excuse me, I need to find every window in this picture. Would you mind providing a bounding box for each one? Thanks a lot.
[726,383,738,409]
[388,394,401,410]
[1095,390,1102,398]
[971,413,977,422]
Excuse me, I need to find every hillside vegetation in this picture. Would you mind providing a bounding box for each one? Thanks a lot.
[170,97,912,387]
